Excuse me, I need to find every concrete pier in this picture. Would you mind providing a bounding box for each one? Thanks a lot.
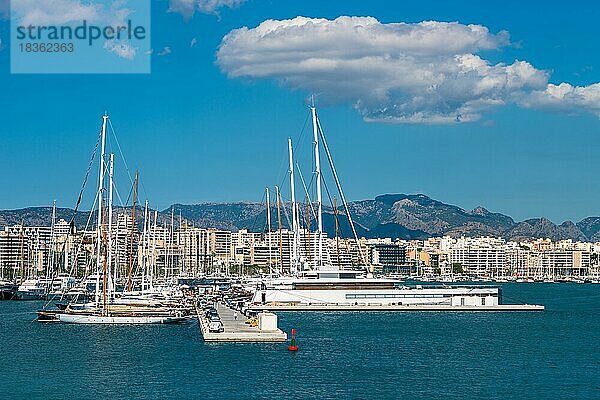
[198,303,287,343]
[249,304,545,312]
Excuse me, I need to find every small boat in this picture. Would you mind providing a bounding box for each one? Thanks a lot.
[15,278,51,300]
[0,280,18,300]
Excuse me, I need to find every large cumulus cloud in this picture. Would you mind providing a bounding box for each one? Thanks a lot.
[217,16,598,123]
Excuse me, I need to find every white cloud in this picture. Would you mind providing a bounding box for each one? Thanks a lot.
[168,0,245,18]
[10,0,133,26]
[104,39,136,60]
[522,83,600,116]
[217,16,600,124]
[10,1,140,62]
[11,0,102,25]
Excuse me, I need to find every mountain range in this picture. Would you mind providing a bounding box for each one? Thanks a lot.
[1,193,600,242]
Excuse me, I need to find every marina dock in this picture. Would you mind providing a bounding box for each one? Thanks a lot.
[198,303,287,342]
[249,304,545,312]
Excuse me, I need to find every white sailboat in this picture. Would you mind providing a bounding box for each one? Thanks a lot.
[41,113,187,324]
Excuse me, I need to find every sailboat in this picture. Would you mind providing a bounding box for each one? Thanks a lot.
[38,113,187,324]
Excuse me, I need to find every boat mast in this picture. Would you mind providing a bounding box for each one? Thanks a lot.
[266,187,272,274]
[316,114,369,268]
[50,200,56,278]
[102,215,109,315]
[276,186,283,274]
[95,113,108,306]
[311,104,323,267]
[288,138,299,274]
[127,171,138,292]
[334,196,340,268]
[306,196,311,267]
[141,200,148,291]
[170,207,174,277]
[107,154,114,295]
[151,209,157,290]
[18,220,25,282]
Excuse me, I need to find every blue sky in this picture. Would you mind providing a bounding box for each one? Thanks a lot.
[1,0,600,223]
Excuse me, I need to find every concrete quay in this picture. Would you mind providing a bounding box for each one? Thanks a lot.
[198,302,287,343]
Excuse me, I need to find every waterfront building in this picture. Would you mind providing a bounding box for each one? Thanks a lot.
[450,246,507,277]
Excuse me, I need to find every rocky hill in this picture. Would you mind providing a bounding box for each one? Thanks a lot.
[1,194,599,241]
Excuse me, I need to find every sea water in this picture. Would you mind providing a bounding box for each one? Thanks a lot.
[0,283,598,399]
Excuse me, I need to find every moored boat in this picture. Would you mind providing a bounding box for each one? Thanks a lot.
[15,278,51,300]
[0,280,18,300]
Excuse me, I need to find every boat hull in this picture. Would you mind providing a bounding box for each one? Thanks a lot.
[15,291,46,301]
[55,313,187,324]
[0,290,16,300]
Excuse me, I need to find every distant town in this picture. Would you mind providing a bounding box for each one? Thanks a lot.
[2,210,598,283]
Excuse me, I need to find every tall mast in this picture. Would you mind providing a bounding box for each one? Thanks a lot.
[288,138,298,274]
[49,200,56,278]
[266,187,272,274]
[95,113,108,306]
[311,105,323,267]
[19,220,25,282]
[306,196,311,267]
[316,114,369,268]
[334,195,340,268]
[102,213,108,314]
[170,207,174,277]
[151,209,157,290]
[276,186,283,274]
[107,154,114,294]
[141,200,148,291]
[127,170,138,292]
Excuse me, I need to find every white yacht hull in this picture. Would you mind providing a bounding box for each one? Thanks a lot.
[253,287,501,307]
[56,313,186,324]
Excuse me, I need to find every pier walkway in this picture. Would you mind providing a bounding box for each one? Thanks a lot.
[198,302,287,343]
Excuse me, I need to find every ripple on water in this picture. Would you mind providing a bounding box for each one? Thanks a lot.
[0,284,599,399]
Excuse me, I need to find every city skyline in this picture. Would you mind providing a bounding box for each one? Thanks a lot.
[1,0,600,223]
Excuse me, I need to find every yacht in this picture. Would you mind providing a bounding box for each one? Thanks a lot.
[15,278,51,300]
[0,280,18,300]
[249,104,542,312]
[46,275,78,299]
[251,269,502,308]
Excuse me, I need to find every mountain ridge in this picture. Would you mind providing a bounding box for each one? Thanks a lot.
[1,194,599,241]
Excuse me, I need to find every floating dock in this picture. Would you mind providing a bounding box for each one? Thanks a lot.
[249,304,545,312]
[198,303,287,342]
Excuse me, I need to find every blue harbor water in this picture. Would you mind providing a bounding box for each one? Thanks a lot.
[1,283,599,399]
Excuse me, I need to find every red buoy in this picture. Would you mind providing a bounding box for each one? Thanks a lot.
[287,328,298,351]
